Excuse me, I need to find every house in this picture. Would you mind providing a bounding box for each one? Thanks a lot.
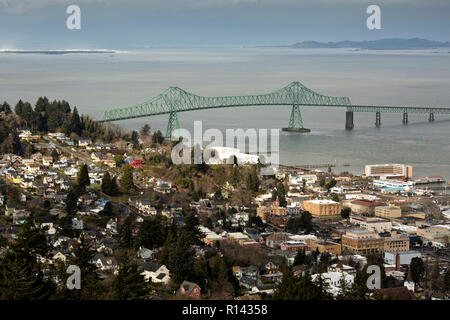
[13,210,30,224]
[250,283,277,295]
[5,203,20,216]
[78,139,92,147]
[40,215,57,235]
[177,281,201,298]
[72,218,84,230]
[130,159,143,168]
[106,218,118,234]
[240,276,258,289]
[52,251,67,263]
[42,156,54,166]
[140,261,171,285]
[328,261,357,276]
[137,246,153,260]
[64,167,78,177]
[95,255,119,272]
[264,261,279,274]
[311,272,355,296]
[155,179,172,194]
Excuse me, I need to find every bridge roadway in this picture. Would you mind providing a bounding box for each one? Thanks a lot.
[97,82,450,137]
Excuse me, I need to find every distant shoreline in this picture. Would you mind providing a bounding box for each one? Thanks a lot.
[260,38,450,51]
[0,50,117,55]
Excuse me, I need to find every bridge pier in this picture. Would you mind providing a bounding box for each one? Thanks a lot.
[375,111,381,127]
[402,111,408,124]
[345,111,354,130]
[429,112,435,122]
[282,105,311,133]
[166,110,180,139]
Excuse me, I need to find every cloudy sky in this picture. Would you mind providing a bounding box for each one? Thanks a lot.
[1,0,449,49]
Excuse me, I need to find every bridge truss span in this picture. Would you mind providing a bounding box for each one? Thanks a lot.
[99,81,449,137]
[101,81,351,137]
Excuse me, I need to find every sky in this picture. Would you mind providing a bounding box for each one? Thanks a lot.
[0,0,450,49]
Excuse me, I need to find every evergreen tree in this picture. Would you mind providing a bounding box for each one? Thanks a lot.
[35,97,49,113]
[69,107,82,136]
[51,149,59,162]
[136,216,165,249]
[325,178,337,192]
[111,176,119,196]
[183,213,204,244]
[12,215,51,259]
[119,165,134,191]
[0,252,55,300]
[0,216,55,300]
[113,251,150,300]
[131,130,139,146]
[341,207,351,219]
[276,182,287,207]
[54,235,104,299]
[294,248,306,266]
[1,101,12,114]
[101,171,112,195]
[21,102,35,129]
[140,124,150,136]
[152,130,164,144]
[77,164,90,191]
[11,131,22,155]
[246,168,260,193]
[410,257,425,284]
[65,188,79,215]
[15,99,24,116]
[99,201,114,217]
[168,230,196,284]
[118,215,135,248]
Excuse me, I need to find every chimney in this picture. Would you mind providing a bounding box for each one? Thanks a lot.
[395,253,401,271]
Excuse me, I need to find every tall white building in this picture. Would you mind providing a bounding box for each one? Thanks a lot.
[365,164,412,179]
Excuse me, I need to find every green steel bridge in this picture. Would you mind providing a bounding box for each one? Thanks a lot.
[99,81,450,138]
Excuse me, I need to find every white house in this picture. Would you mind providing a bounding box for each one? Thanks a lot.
[311,271,354,296]
[140,261,171,285]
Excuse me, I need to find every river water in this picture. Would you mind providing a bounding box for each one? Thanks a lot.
[1,47,449,180]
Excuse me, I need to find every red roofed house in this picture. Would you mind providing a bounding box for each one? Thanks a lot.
[177,281,201,298]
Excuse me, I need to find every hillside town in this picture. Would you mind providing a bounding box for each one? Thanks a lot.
[0,101,449,300]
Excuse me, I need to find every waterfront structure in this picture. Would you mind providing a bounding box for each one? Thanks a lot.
[375,204,402,220]
[365,164,412,179]
[373,179,414,191]
[341,229,385,255]
[303,199,341,217]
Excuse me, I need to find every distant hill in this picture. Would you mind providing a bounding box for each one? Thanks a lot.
[290,38,450,50]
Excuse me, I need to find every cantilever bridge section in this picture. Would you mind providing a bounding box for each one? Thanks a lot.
[98,82,449,138]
